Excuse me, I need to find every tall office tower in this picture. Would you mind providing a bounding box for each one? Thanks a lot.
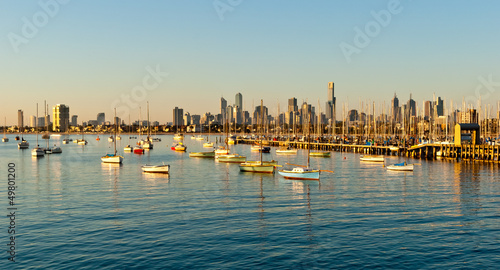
[97,113,105,125]
[436,97,444,116]
[235,93,242,110]
[71,115,78,126]
[406,94,416,118]
[173,107,184,127]
[424,101,432,120]
[53,104,70,132]
[183,112,191,126]
[325,82,336,122]
[30,115,36,128]
[220,97,227,118]
[17,110,24,131]
[235,93,243,124]
[37,117,45,127]
[391,93,399,122]
[288,97,298,113]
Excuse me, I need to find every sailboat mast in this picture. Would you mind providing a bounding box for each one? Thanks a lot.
[114,108,117,155]
[147,102,150,141]
[36,103,39,146]
[307,110,310,168]
[260,100,264,165]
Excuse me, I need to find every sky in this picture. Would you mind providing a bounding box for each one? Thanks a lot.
[2,0,500,125]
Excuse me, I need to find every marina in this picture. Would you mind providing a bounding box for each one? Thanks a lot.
[1,134,499,268]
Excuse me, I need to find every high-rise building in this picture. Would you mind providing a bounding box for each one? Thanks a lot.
[53,104,70,132]
[37,117,45,127]
[424,101,432,120]
[391,93,400,122]
[183,112,191,126]
[235,93,242,110]
[71,115,78,126]
[30,115,36,128]
[436,97,444,116]
[288,98,298,113]
[406,94,416,118]
[220,97,227,118]
[460,109,478,124]
[17,110,24,130]
[97,113,105,125]
[173,107,184,127]
[325,82,336,122]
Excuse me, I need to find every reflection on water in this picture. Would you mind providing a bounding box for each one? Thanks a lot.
[1,135,499,269]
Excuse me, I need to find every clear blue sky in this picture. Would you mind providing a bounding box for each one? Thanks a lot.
[2,0,500,125]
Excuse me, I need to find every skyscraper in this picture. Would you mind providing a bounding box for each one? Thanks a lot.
[71,115,78,126]
[53,104,70,132]
[17,110,23,131]
[325,82,336,122]
[407,94,416,118]
[173,107,184,127]
[436,97,444,116]
[235,93,243,124]
[288,98,297,113]
[97,113,105,125]
[235,93,242,110]
[220,97,227,118]
[391,94,399,122]
[30,115,36,128]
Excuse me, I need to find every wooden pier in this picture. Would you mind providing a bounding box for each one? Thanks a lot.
[238,139,500,163]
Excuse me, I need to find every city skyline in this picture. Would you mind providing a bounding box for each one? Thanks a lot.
[2,1,500,125]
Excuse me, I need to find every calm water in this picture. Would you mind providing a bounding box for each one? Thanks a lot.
[1,134,499,269]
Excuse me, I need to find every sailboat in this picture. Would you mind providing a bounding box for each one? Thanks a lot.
[101,108,124,163]
[240,100,276,173]
[142,102,153,149]
[278,111,328,180]
[17,125,29,149]
[31,103,45,157]
[203,121,214,148]
[2,117,9,142]
[386,161,414,171]
[124,115,132,152]
[76,123,88,145]
[216,115,246,163]
[134,108,145,154]
[43,102,53,154]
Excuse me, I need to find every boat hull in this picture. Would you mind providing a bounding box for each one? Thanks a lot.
[278,170,319,180]
[189,151,215,158]
[216,154,246,163]
[141,165,169,173]
[18,141,29,149]
[309,151,331,157]
[386,164,414,171]
[203,142,214,148]
[360,155,384,162]
[276,149,297,155]
[31,148,45,157]
[239,163,275,173]
[101,155,123,163]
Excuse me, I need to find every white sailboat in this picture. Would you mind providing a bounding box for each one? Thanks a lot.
[31,103,45,157]
[101,108,123,164]
[216,114,246,163]
[278,111,331,180]
[2,117,9,142]
[124,114,132,152]
[240,100,276,173]
[142,102,153,149]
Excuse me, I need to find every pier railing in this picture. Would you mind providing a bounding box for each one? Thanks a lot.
[238,139,500,163]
